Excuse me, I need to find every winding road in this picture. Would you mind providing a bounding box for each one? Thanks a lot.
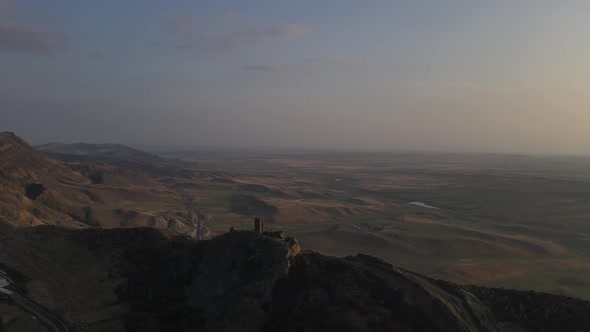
[0,272,69,332]
[8,293,69,332]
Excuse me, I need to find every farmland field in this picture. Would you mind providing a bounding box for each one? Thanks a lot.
[158,150,590,299]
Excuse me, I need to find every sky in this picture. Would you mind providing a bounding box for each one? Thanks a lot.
[1,0,590,154]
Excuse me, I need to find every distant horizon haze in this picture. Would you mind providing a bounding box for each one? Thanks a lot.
[2,0,590,155]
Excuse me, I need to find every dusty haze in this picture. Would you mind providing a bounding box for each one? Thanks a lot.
[1,0,589,154]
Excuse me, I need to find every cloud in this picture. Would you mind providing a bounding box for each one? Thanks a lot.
[165,15,199,37]
[243,57,363,75]
[223,12,240,22]
[177,24,310,54]
[0,0,15,17]
[244,64,281,72]
[0,0,67,55]
[268,24,309,37]
[305,57,366,68]
[0,21,67,55]
[238,24,310,44]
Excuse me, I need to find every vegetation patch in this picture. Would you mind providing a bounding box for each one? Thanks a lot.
[24,183,45,200]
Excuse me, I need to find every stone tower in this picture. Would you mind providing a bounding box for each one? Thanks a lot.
[254,218,264,234]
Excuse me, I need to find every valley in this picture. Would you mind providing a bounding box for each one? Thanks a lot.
[3,132,590,301]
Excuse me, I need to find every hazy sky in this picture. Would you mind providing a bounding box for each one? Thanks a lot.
[1,0,589,154]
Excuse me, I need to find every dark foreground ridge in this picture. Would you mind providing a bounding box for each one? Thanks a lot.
[0,226,589,332]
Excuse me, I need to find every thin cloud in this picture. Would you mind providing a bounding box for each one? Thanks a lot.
[165,15,199,37]
[245,58,363,74]
[223,12,240,22]
[244,64,281,72]
[269,24,309,37]
[0,21,67,55]
[0,0,15,17]
[177,24,310,54]
[238,24,310,44]
[305,57,366,68]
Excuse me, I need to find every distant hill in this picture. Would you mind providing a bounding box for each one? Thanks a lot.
[37,142,161,162]
[36,142,196,178]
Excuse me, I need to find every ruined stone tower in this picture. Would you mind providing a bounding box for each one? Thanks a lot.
[254,218,264,234]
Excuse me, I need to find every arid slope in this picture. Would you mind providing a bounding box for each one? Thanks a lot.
[0,132,190,232]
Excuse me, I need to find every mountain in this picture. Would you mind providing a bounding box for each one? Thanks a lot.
[36,142,196,178]
[1,226,589,332]
[0,132,190,231]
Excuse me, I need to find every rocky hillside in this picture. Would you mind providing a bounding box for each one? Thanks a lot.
[0,132,193,232]
[1,226,589,332]
[0,132,92,229]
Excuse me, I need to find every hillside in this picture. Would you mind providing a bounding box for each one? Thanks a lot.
[0,132,92,229]
[0,132,191,232]
[1,226,589,332]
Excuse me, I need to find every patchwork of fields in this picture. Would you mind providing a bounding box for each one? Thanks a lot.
[166,151,590,299]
